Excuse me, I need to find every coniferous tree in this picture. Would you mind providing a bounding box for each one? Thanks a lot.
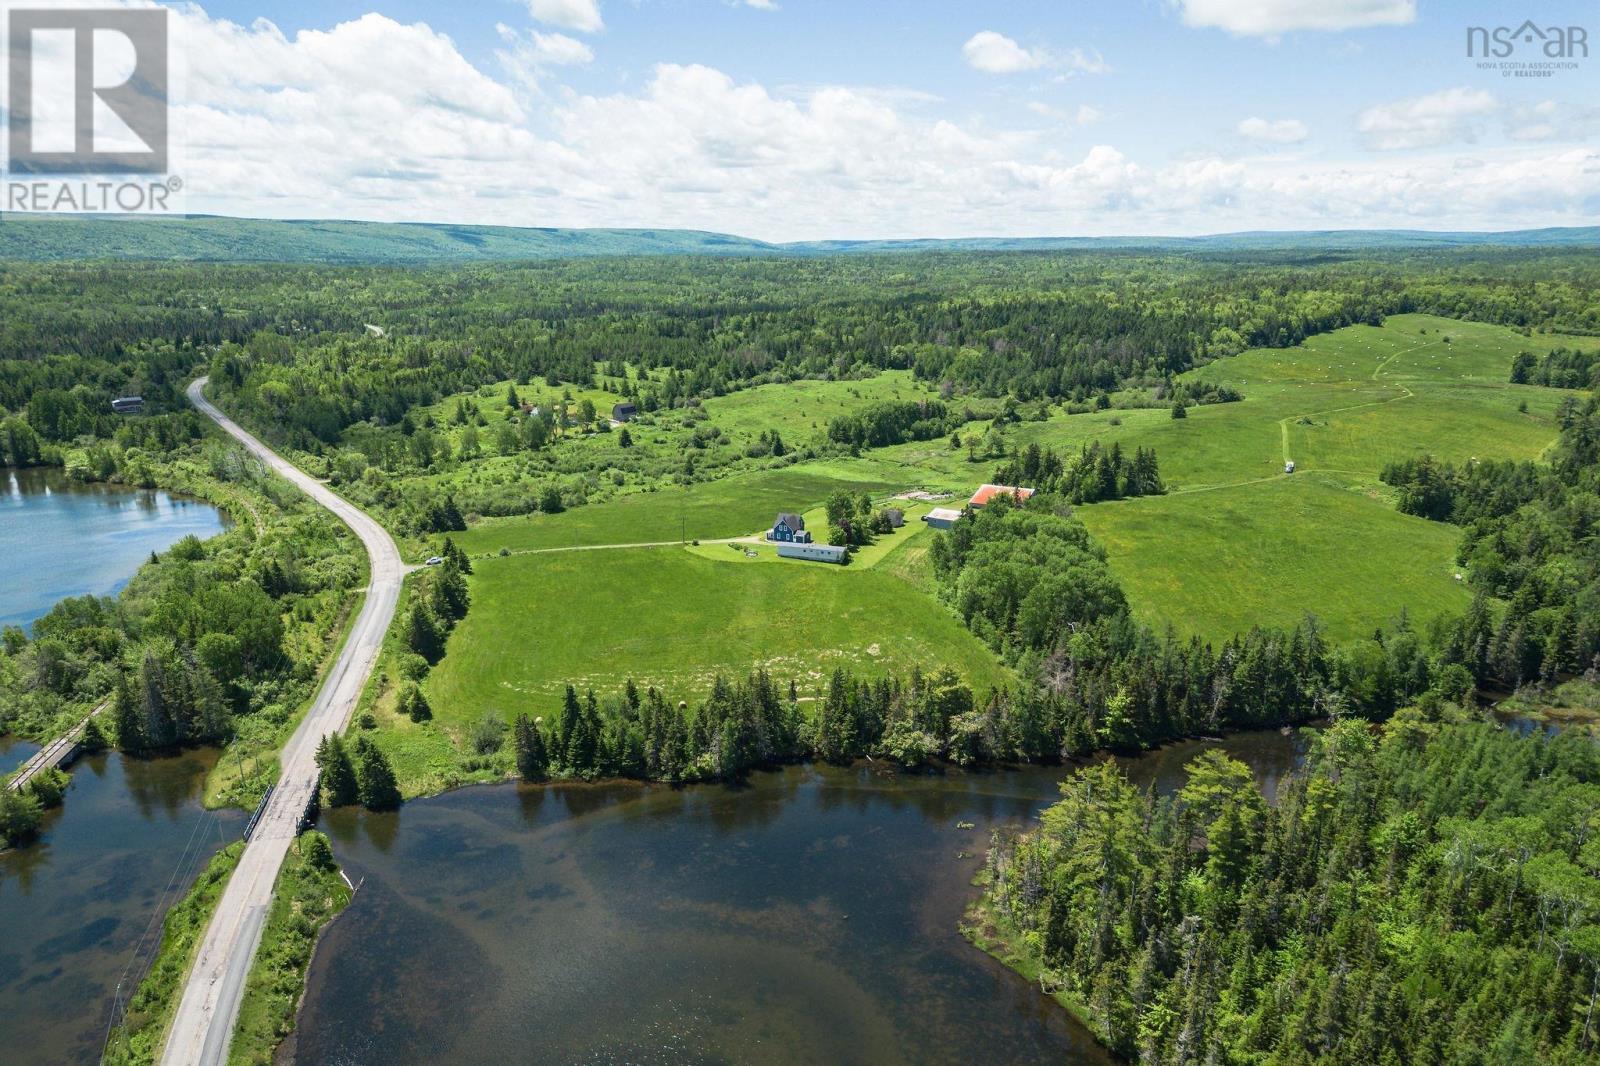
[512,714,548,781]
[110,671,144,751]
[316,733,360,807]
[353,736,402,811]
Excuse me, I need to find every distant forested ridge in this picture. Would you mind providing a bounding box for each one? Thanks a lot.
[0,216,1597,264]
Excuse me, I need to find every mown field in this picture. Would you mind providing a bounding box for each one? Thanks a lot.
[455,466,902,553]
[1078,473,1472,641]
[422,543,1010,725]
[833,314,1583,642]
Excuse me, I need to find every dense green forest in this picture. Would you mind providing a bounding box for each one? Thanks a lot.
[976,719,1600,1064]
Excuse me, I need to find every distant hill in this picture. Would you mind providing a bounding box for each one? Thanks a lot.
[0,216,779,263]
[0,214,1594,263]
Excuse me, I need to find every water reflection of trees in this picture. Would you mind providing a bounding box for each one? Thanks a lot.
[0,834,53,895]
[120,751,212,821]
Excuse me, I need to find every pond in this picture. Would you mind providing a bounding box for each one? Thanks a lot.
[293,730,1308,1065]
[0,466,229,631]
[1,734,42,778]
[0,749,242,1066]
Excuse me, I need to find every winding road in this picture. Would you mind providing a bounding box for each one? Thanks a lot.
[160,378,406,1066]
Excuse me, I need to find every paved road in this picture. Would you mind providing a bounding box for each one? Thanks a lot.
[160,378,406,1066]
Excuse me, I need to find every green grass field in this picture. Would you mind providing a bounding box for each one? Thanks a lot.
[1077,474,1472,642]
[423,544,1010,729]
[697,370,937,449]
[1068,315,1585,641]
[843,314,1584,643]
[455,466,901,554]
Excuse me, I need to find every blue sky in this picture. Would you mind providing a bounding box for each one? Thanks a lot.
[89,1,1600,235]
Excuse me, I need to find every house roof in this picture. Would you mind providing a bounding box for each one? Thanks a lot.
[925,507,964,523]
[969,484,1035,508]
[613,401,636,412]
[775,512,806,529]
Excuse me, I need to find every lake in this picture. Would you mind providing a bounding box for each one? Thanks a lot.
[0,749,242,1066]
[0,466,228,631]
[293,730,1307,1065]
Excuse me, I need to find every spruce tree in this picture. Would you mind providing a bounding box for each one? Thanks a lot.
[110,672,144,751]
[353,736,402,811]
[316,734,360,807]
[512,714,548,781]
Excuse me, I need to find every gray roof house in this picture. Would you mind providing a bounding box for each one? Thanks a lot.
[769,512,812,543]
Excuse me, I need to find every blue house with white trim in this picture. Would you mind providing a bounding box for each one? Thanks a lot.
[769,512,813,544]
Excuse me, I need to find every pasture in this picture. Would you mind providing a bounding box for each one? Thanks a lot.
[421,543,1011,731]
[1078,474,1472,643]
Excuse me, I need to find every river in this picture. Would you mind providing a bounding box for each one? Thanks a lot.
[0,749,243,1066]
[0,466,228,632]
[292,730,1307,1066]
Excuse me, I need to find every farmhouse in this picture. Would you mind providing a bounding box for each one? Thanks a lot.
[969,484,1034,508]
[612,402,638,422]
[110,396,144,414]
[884,507,905,528]
[768,512,813,543]
[923,507,963,530]
[777,542,847,564]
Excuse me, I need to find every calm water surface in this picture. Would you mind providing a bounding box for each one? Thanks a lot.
[295,730,1307,1066]
[0,466,228,630]
[0,750,242,1066]
[1,734,42,777]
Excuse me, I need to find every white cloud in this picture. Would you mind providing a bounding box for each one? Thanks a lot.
[1027,102,1106,127]
[1238,116,1308,143]
[524,0,603,34]
[963,31,1107,76]
[1176,0,1415,37]
[1358,87,1497,150]
[495,25,593,93]
[963,31,1045,74]
[736,0,779,9]
[1061,48,1110,75]
[94,7,1594,240]
[1504,100,1600,143]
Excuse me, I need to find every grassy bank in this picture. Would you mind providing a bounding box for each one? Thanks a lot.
[102,842,245,1066]
[228,832,352,1065]
[960,874,1096,1035]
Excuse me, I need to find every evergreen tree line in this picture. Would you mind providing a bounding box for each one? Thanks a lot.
[314,732,401,811]
[993,441,1165,504]
[1512,347,1600,390]
[982,717,1600,1065]
[1381,392,1600,688]
[400,542,472,666]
